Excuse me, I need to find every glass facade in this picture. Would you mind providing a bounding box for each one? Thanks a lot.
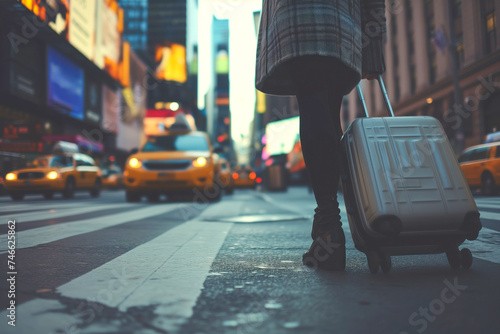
[119,0,148,51]
[482,0,497,54]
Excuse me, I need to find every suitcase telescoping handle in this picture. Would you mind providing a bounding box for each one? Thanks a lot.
[356,75,395,118]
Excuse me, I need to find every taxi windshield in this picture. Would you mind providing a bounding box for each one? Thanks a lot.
[142,134,209,152]
[33,156,73,168]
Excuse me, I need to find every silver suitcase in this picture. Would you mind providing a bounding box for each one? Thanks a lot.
[341,77,482,273]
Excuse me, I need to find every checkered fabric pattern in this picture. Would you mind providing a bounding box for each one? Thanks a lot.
[256,0,386,96]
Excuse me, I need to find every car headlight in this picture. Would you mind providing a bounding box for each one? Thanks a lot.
[47,171,60,180]
[128,158,142,168]
[193,157,207,167]
[6,173,16,181]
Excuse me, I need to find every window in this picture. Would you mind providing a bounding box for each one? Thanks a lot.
[470,147,489,161]
[458,150,472,163]
[482,0,497,54]
[429,51,437,84]
[406,1,416,94]
[410,64,416,94]
[51,156,73,167]
[495,145,500,158]
[406,0,413,21]
[142,134,210,152]
[394,75,401,102]
[425,0,436,84]
[452,0,464,68]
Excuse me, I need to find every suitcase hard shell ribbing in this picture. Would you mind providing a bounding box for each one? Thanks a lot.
[340,77,482,273]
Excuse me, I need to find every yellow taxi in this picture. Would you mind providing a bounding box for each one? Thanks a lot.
[124,130,224,202]
[458,142,500,195]
[5,153,102,201]
[232,166,257,189]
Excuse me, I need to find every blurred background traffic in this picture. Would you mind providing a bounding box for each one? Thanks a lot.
[1,0,500,201]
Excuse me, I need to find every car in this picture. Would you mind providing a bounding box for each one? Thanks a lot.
[4,153,102,201]
[216,157,234,194]
[0,176,5,196]
[458,142,500,196]
[124,130,224,202]
[232,166,258,189]
[102,165,124,189]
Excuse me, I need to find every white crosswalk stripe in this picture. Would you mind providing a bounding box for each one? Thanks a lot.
[0,203,136,224]
[0,204,189,253]
[0,201,84,214]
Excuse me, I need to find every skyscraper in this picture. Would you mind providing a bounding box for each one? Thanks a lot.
[148,0,186,48]
[118,0,148,51]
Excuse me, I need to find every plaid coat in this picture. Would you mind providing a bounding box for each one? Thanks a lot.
[256,0,386,96]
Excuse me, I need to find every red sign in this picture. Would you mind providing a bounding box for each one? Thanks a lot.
[146,109,184,118]
[0,141,43,153]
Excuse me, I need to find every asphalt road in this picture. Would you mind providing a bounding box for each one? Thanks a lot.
[0,187,499,334]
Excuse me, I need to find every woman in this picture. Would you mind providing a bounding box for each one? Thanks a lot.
[256,0,387,271]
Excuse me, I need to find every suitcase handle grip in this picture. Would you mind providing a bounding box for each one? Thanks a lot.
[356,75,396,118]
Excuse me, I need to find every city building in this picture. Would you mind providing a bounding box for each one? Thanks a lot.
[118,0,148,51]
[148,0,186,48]
[0,0,146,172]
[346,0,500,153]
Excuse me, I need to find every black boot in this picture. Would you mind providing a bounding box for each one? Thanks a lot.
[302,205,346,271]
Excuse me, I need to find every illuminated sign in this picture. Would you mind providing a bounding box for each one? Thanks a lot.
[215,49,229,74]
[155,43,187,83]
[102,86,120,133]
[47,47,85,120]
[68,0,97,60]
[265,116,300,156]
[17,0,69,37]
[17,0,125,80]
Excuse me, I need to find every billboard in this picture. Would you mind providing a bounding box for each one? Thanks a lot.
[17,0,124,78]
[17,0,69,36]
[102,0,123,80]
[155,43,187,83]
[8,39,44,105]
[102,85,120,133]
[85,78,102,124]
[265,116,300,156]
[68,0,97,60]
[121,47,147,123]
[47,47,85,120]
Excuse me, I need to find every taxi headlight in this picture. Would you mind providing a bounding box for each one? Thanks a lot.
[6,173,16,181]
[193,157,207,167]
[128,158,142,168]
[47,171,59,180]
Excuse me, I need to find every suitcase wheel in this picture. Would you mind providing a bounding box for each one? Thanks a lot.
[366,250,380,274]
[446,247,473,270]
[446,248,461,269]
[460,248,473,270]
[379,252,392,273]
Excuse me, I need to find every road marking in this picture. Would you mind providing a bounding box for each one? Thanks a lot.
[56,213,233,332]
[0,203,134,224]
[0,201,83,214]
[475,203,500,210]
[478,210,500,221]
[0,204,187,253]
[256,192,315,217]
[0,298,81,334]
[464,227,500,264]
[474,198,500,204]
